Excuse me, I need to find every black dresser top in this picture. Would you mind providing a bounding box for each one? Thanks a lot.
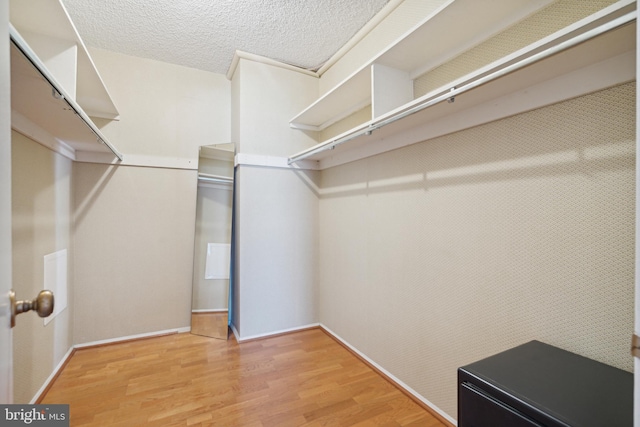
[459,340,633,427]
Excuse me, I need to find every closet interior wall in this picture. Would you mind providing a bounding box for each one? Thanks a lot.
[315,0,634,419]
[318,82,635,418]
[318,0,447,95]
[230,59,320,339]
[10,42,233,404]
[73,163,197,343]
[411,0,622,98]
[7,0,635,416]
[11,131,74,404]
[72,48,231,345]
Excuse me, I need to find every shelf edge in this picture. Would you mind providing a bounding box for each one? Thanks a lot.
[319,51,635,170]
[9,24,123,162]
[288,7,637,166]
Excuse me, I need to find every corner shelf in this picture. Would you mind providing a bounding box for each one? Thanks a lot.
[9,0,123,162]
[288,0,637,169]
[290,68,371,131]
[289,0,555,131]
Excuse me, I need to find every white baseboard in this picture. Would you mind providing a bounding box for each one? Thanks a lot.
[31,327,191,403]
[319,324,457,426]
[31,324,455,426]
[231,322,455,425]
[74,327,191,349]
[192,309,228,313]
[232,323,321,343]
[230,323,240,341]
[29,346,75,404]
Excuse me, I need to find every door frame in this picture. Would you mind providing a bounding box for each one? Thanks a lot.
[634,11,639,427]
[0,0,14,404]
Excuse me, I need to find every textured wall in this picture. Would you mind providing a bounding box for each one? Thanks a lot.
[319,105,371,144]
[70,47,229,344]
[234,59,318,157]
[319,0,448,94]
[234,166,320,339]
[318,83,635,418]
[73,164,196,344]
[319,0,620,144]
[231,58,320,339]
[413,0,619,98]
[89,48,231,163]
[12,131,74,403]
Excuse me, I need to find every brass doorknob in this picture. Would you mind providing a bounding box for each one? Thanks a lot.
[9,289,55,328]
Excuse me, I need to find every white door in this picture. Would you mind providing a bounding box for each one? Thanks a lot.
[0,0,13,404]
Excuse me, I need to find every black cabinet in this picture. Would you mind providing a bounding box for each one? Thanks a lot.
[458,341,632,427]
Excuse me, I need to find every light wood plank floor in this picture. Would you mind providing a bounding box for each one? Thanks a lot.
[41,328,447,426]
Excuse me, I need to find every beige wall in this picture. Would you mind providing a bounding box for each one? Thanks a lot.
[90,48,231,163]
[70,49,231,344]
[315,2,634,419]
[235,166,319,338]
[9,0,634,414]
[10,38,231,398]
[319,0,448,94]
[73,163,197,343]
[12,131,74,403]
[233,59,318,157]
[318,82,635,418]
[412,0,618,98]
[231,59,320,339]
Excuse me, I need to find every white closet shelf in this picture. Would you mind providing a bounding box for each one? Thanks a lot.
[290,68,370,132]
[9,0,123,162]
[10,0,119,120]
[288,0,636,169]
[10,28,123,162]
[289,0,556,131]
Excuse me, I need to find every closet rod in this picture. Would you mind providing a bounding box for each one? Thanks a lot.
[9,25,124,162]
[288,10,636,165]
[198,173,233,184]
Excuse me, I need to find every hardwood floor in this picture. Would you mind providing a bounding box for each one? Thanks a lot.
[41,328,447,426]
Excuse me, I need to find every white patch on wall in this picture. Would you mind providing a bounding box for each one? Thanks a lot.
[205,243,230,280]
[44,249,68,325]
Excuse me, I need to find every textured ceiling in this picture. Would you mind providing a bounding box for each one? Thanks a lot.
[61,0,390,75]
